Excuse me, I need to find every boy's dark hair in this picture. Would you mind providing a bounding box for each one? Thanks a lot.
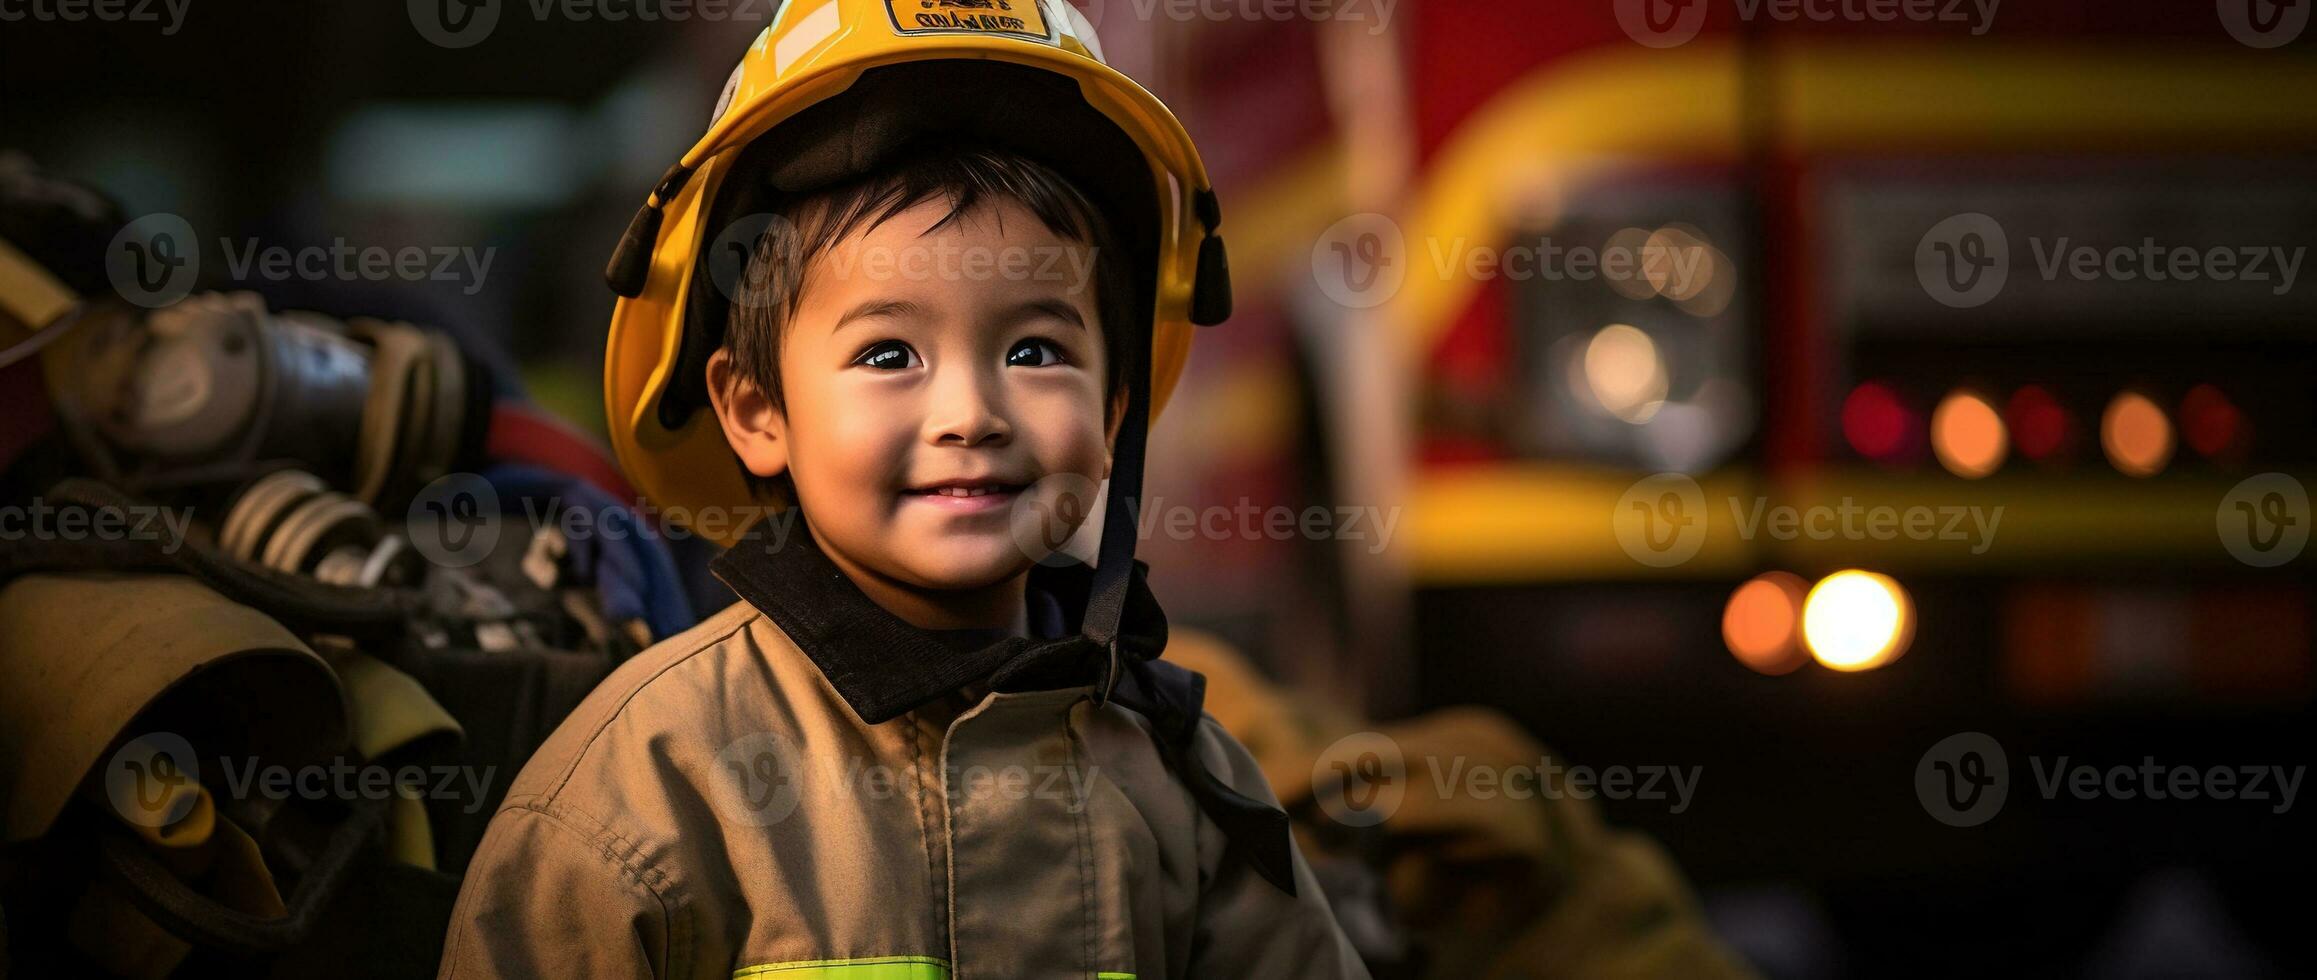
[719,143,1135,500]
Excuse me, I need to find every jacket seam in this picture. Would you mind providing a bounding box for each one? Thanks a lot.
[1065,711,1098,978]
[906,710,944,953]
[500,798,692,978]
[537,608,760,803]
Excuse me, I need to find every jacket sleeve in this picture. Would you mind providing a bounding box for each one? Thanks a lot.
[438,802,677,979]
[1186,716,1372,980]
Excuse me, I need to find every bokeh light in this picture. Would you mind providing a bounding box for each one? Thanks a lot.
[1723,572,1811,675]
[1604,227,1657,300]
[2179,384,2243,459]
[1583,323,1668,423]
[2006,385,2071,462]
[1842,382,1912,461]
[1931,389,2007,478]
[1802,570,1915,672]
[2101,391,2174,477]
[1644,226,1714,302]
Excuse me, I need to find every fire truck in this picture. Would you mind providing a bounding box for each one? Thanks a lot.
[1138,0,2317,970]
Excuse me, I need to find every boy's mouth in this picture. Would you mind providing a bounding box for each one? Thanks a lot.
[902,478,1026,513]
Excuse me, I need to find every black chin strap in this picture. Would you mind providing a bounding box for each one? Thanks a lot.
[1079,318,1150,660]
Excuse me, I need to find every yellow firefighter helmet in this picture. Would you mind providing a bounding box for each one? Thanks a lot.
[601,0,1231,547]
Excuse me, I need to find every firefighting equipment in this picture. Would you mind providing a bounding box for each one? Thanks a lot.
[0,152,112,371]
[0,234,81,371]
[221,469,423,586]
[0,572,347,844]
[1,178,682,976]
[601,0,1233,553]
[440,534,1366,979]
[40,291,484,510]
[1168,631,1761,980]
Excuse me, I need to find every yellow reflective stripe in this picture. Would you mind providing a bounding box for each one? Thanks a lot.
[732,956,948,979]
[729,956,1132,979]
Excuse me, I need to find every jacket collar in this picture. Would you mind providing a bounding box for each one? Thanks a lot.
[709,512,1168,726]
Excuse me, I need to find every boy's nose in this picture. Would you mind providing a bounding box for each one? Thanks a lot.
[926,366,1013,448]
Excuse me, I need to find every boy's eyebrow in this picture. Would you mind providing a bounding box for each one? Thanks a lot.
[1006,297,1087,332]
[832,298,929,332]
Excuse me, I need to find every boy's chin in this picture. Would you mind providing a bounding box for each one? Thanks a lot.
[889,540,1035,593]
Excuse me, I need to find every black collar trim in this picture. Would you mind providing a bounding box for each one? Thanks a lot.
[709,514,1168,726]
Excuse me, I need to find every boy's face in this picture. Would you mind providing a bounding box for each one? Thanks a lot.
[712,197,1115,593]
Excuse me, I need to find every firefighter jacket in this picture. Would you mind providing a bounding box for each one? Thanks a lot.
[439,519,1369,980]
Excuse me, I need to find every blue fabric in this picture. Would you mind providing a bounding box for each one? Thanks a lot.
[482,462,696,642]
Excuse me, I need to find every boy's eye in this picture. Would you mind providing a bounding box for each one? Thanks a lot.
[854,341,920,370]
[1006,338,1067,368]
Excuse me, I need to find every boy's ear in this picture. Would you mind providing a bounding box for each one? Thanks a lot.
[1101,384,1129,480]
[706,348,790,480]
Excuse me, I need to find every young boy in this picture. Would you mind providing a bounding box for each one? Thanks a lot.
[439,3,1368,978]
